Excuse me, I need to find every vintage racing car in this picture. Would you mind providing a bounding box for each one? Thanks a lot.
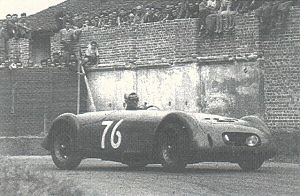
[42,110,276,171]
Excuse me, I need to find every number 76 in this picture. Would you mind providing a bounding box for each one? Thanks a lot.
[101,120,124,149]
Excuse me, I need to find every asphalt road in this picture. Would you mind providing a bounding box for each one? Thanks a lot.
[5,156,300,196]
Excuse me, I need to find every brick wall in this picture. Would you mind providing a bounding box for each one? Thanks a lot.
[0,68,78,137]
[51,19,199,66]
[261,7,300,130]
[7,38,31,65]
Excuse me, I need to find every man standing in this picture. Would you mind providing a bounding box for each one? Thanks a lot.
[0,21,9,59]
[17,13,31,39]
[59,21,75,64]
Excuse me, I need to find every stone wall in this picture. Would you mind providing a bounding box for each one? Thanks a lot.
[0,68,79,155]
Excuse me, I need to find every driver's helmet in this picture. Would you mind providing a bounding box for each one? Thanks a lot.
[124,92,139,110]
[125,92,139,102]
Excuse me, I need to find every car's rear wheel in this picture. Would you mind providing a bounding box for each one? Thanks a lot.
[238,157,264,171]
[51,131,82,170]
[158,124,189,172]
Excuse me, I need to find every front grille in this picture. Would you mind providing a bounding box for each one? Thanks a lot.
[222,132,260,146]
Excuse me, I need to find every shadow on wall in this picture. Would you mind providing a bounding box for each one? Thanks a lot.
[199,62,261,118]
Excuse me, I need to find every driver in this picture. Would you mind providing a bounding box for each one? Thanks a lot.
[124,92,145,110]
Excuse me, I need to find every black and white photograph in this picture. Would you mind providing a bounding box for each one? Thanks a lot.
[0,0,299,195]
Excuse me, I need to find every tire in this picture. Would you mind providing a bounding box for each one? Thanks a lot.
[158,124,189,172]
[51,131,82,170]
[238,157,264,171]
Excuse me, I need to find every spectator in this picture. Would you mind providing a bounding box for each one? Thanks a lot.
[8,56,19,70]
[215,0,235,34]
[127,12,135,25]
[16,13,31,39]
[82,41,99,67]
[277,1,294,22]
[46,58,53,67]
[109,11,118,27]
[205,0,221,35]
[186,2,200,18]
[255,0,274,32]
[16,62,23,68]
[176,0,189,19]
[162,5,176,21]
[207,0,218,11]
[73,13,83,28]
[90,17,98,28]
[133,6,144,24]
[27,59,34,68]
[0,62,5,69]
[0,21,9,59]
[54,62,60,67]
[68,60,78,72]
[55,7,74,30]
[61,62,67,68]
[141,7,152,23]
[117,8,128,26]
[69,53,78,63]
[59,21,76,64]
[199,0,211,32]
[40,59,47,67]
[10,14,20,39]
[98,13,106,27]
[82,19,91,30]
[52,52,61,64]
[6,14,15,38]
[152,7,163,22]
[94,15,100,27]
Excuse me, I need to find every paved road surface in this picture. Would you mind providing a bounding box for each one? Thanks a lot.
[4,156,300,196]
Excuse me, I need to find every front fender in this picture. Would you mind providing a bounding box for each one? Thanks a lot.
[41,113,79,151]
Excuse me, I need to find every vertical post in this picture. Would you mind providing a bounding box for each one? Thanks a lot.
[76,61,81,114]
[11,82,17,114]
[43,105,47,135]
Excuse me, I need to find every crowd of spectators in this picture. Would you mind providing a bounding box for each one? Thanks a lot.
[0,56,23,69]
[0,13,32,69]
[54,0,297,36]
[0,0,297,70]
[0,13,31,40]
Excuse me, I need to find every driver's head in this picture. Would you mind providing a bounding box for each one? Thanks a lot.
[124,92,139,110]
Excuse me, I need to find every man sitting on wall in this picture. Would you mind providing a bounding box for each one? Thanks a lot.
[81,41,99,67]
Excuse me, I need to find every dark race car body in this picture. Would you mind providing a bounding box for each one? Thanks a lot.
[42,110,277,171]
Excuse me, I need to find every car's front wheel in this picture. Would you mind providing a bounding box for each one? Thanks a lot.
[158,124,189,172]
[51,132,82,170]
[238,157,264,171]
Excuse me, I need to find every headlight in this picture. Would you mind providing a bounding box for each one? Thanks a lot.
[223,134,230,142]
[245,135,259,147]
